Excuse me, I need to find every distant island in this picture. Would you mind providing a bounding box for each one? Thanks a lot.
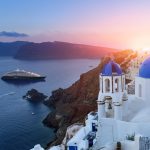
[0,41,118,60]
[0,41,30,56]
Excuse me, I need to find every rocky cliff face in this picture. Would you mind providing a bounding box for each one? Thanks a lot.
[23,89,47,102]
[43,49,136,148]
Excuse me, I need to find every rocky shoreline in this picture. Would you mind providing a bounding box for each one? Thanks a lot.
[23,89,48,102]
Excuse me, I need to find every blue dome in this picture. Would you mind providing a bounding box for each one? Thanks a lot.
[101,61,122,76]
[139,57,150,78]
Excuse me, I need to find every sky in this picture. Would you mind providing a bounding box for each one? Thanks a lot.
[1,0,150,49]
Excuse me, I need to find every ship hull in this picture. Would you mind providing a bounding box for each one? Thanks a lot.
[1,76,46,81]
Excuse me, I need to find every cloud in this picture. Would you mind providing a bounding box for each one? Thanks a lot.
[0,31,29,38]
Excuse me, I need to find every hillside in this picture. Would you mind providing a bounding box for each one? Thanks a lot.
[14,41,118,60]
[0,41,30,56]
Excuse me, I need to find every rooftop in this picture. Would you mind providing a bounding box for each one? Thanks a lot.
[139,57,150,78]
[101,61,122,76]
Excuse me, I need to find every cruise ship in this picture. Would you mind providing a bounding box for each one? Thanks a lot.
[1,69,46,81]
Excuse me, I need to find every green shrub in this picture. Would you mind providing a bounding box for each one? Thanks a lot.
[126,133,135,141]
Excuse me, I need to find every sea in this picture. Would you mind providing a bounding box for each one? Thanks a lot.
[0,57,99,150]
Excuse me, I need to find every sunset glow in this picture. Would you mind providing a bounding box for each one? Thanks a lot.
[1,0,150,49]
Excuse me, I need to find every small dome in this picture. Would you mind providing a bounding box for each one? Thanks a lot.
[139,57,150,78]
[101,61,122,76]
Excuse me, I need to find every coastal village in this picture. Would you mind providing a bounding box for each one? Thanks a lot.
[3,1,150,150]
[31,49,150,150]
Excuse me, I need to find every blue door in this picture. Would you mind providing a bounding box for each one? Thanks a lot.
[69,146,77,150]
[92,123,97,132]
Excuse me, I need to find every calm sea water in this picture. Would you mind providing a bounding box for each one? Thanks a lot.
[0,57,99,150]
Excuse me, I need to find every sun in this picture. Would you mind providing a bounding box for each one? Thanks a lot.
[133,48,150,53]
[142,48,150,52]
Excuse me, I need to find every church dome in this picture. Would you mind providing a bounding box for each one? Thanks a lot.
[139,57,150,78]
[101,61,122,76]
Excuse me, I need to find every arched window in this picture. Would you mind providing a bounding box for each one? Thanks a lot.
[105,79,110,92]
[139,84,142,97]
[122,77,125,91]
[115,78,119,92]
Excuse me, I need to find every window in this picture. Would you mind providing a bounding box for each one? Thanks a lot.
[139,84,142,97]
[115,78,119,92]
[105,79,110,92]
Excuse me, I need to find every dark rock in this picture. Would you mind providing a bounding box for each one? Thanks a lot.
[43,88,64,107]
[43,111,60,128]
[45,124,68,149]
[23,88,47,102]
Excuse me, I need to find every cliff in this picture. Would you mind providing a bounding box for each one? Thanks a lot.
[43,49,136,148]
[14,41,118,60]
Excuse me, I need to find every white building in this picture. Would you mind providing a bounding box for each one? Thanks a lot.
[135,58,150,100]
[126,50,150,80]
[67,112,98,150]
[98,60,126,120]
[96,60,127,148]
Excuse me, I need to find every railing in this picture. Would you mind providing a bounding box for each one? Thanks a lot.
[139,137,150,150]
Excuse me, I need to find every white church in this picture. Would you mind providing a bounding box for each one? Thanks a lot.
[31,56,150,150]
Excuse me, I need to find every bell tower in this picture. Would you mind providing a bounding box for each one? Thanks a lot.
[96,60,127,148]
[97,61,126,120]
